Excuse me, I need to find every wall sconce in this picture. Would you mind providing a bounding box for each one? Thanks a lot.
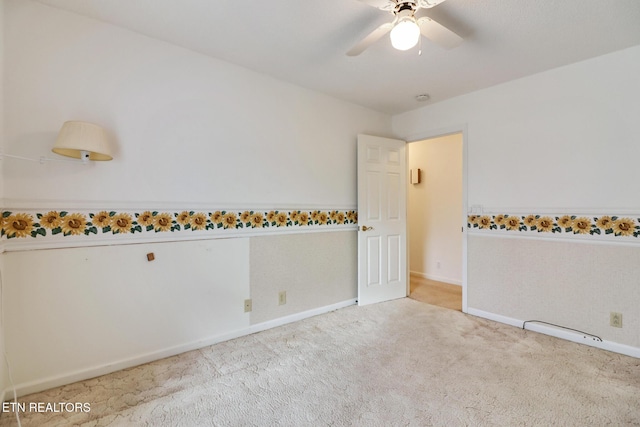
[1,121,113,164]
[410,168,421,184]
[52,121,113,162]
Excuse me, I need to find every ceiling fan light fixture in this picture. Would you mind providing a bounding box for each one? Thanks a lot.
[390,17,420,50]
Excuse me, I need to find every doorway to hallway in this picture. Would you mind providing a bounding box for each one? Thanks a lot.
[407,133,463,311]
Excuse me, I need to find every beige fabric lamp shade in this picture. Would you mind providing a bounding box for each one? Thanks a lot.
[52,121,113,161]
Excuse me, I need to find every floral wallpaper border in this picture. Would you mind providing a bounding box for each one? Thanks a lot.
[468,214,640,238]
[10,208,637,244]
[1,209,357,240]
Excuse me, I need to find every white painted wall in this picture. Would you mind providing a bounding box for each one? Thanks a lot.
[4,239,250,395]
[394,45,640,350]
[0,0,4,200]
[396,45,640,211]
[3,0,391,206]
[0,0,8,399]
[407,134,462,285]
[1,0,391,396]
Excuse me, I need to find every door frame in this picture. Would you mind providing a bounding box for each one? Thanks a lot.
[404,124,468,313]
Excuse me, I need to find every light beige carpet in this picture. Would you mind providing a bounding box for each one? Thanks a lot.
[2,298,639,426]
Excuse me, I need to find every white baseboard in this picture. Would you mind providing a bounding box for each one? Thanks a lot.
[6,298,357,398]
[245,299,357,336]
[467,307,640,359]
[410,270,462,286]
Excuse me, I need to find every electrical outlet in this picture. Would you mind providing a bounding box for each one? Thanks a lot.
[278,291,287,305]
[610,312,622,328]
[436,261,441,269]
[244,299,252,313]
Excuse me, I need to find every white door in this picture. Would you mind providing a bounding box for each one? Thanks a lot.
[357,134,407,305]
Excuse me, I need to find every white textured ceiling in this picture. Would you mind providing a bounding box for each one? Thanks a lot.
[34,0,640,115]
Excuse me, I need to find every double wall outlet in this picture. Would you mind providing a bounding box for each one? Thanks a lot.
[278,291,287,306]
[610,312,622,328]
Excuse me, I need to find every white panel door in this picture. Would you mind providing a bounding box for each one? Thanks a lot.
[357,134,407,305]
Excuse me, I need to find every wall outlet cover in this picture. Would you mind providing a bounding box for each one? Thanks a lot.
[610,312,622,328]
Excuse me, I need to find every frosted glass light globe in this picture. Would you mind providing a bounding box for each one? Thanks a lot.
[390,19,420,51]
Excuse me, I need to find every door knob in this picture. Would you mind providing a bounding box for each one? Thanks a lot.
[361,225,374,231]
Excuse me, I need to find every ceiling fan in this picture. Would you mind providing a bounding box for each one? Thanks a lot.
[347,0,463,56]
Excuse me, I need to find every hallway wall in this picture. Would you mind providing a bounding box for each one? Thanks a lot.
[407,134,463,285]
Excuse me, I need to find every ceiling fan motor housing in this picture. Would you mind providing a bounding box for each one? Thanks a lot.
[394,1,418,15]
[377,0,446,12]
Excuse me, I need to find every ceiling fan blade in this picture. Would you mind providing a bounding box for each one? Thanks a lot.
[417,0,448,9]
[417,16,462,49]
[355,0,395,11]
[347,22,393,56]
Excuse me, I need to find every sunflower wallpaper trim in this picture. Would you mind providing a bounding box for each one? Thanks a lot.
[468,214,640,238]
[1,209,358,242]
